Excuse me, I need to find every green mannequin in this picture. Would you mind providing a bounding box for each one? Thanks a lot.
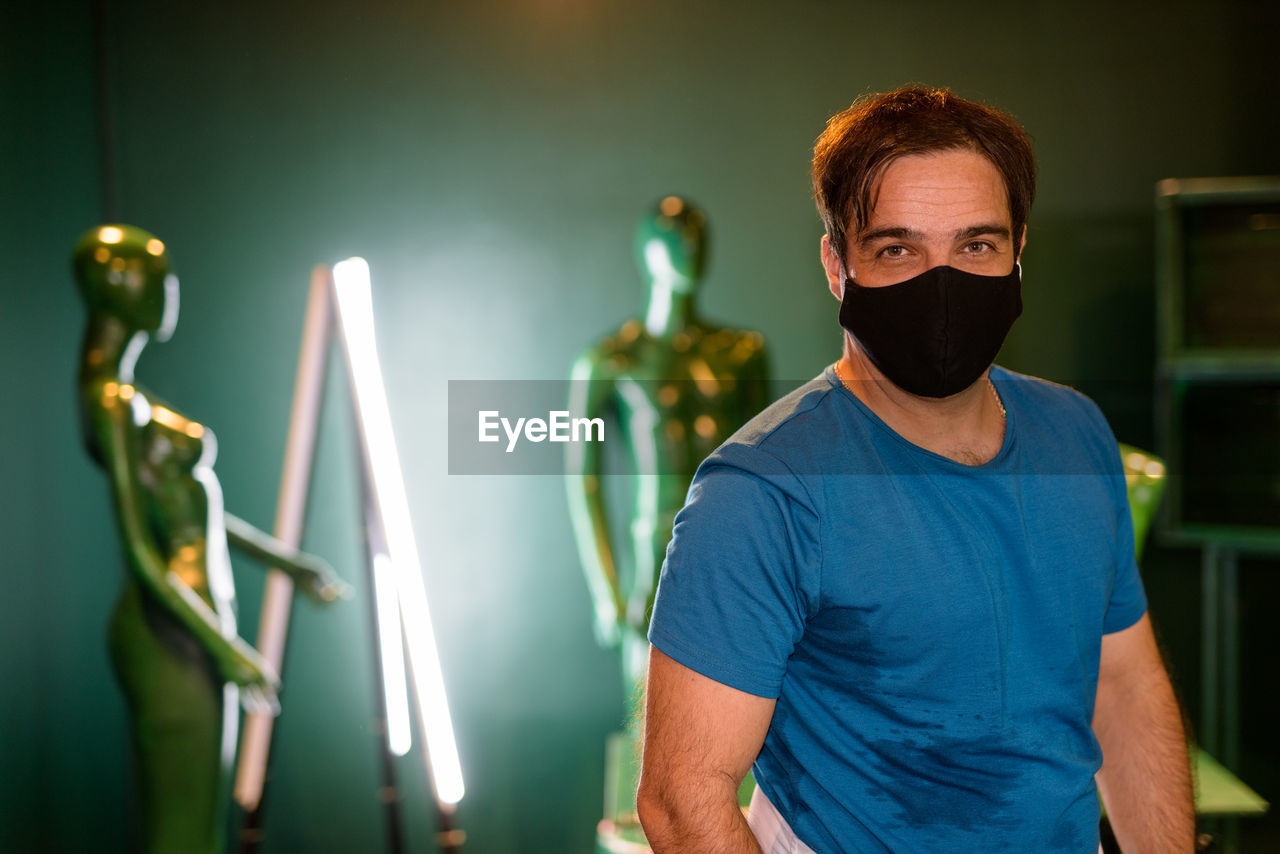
[73,225,348,854]
[566,197,770,697]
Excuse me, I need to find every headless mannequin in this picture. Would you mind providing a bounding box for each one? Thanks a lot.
[566,197,770,697]
[73,225,348,854]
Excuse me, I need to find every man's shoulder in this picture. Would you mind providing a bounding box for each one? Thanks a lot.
[993,365,1106,424]
[696,371,848,479]
[992,366,1121,472]
[727,372,843,446]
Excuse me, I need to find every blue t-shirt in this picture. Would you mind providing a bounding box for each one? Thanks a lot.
[648,365,1147,853]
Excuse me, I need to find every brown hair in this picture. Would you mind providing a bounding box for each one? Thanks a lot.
[812,85,1036,266]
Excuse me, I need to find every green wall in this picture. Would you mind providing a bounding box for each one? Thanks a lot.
[2,3,121,851]
[4,0,1278,851]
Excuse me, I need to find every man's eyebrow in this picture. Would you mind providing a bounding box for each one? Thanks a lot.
[856,224,1012,246]
[955,224,1011,241]
[856,226,924,245]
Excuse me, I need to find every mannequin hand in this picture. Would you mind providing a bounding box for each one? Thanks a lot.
[294,559,353,605]
[218,636,281,710]
[239,682,281,717]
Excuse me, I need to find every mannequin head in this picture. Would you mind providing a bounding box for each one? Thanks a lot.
[634,196,708,294]
[73,224,178,341]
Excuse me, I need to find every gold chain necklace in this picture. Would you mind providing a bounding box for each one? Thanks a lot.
[988,376,1006,421]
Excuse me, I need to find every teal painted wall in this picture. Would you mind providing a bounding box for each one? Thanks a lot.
[4,0,1278,851]
[2,3,122,852]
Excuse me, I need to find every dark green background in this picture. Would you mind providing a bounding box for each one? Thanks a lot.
[3,1,1277,851]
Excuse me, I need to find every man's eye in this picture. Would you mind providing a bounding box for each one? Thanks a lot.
[880,245,906,257]
[965,241,993,253]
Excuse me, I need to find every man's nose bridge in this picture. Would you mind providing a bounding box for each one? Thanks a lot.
[914,238,952,273]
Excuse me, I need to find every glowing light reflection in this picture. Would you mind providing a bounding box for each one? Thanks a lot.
[332,257,465,806]
[374,553,412,757]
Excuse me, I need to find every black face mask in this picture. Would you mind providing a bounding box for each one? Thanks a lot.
[838,264,1022,398]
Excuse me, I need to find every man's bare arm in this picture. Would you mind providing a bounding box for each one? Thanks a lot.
[1093,613,1195,853]
[637,646,776,853]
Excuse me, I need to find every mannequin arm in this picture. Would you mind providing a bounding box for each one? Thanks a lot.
[223,513,351,604]
[91,385,278,702]
[565,354,625,646]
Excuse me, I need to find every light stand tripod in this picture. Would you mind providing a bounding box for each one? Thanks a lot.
[232,260,464,853]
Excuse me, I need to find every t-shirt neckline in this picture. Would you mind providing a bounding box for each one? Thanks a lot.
[822,363,1017,471]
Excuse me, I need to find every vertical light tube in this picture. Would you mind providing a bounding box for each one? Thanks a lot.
[373,552,412,757]
[234,265,333,812]
[332,257,465,807]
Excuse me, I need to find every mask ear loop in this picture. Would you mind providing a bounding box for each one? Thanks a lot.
[840,261,858,298]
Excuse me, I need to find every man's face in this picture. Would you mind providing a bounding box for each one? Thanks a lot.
[823,148,1021,295]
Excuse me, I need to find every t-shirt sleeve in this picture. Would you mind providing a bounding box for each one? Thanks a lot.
[1091,408,1149,635]
[647,447,822,698]
[1103,481,1148,633]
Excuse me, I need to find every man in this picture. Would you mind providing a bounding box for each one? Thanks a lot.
[636,86,1194,853]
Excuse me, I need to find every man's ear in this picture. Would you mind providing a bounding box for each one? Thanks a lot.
[821,234,847,300]
[1017,226,1027,261]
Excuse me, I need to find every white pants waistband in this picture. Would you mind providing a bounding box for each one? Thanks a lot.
[748,786,818,854]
